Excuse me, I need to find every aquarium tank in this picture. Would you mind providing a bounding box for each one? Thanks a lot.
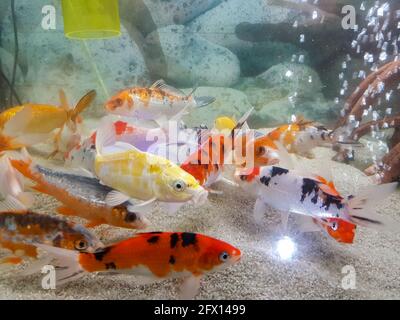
[0,0,399,301]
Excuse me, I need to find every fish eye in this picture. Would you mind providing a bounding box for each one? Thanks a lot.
[256,146,265,156]
[240,175,247,181]
[219,251,230,262]
[115,98,123,106]
[331,221,338,231]
[74,239,89,251]
[173,180,186,192]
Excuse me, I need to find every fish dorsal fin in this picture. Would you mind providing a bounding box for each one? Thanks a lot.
[0,195,27,213]
[151,79,186,97]
[293,115,315,129]
[59,89,70,111]
[317,179,341,197]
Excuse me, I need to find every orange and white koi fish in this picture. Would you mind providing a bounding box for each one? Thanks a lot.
[33,232,241,298]
[235,166,399,232]
[0,90,96,155]
[180,109,253,189]
[105,80,215,125]
[0,202,103,267]
[10,150,149,229]
[93,120,208,214]
[266,117,336,159]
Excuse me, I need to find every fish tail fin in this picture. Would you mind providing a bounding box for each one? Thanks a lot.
[346,182,400,232]
[9,148,48,195]
[194,96,215,108]
[0,154,34,209]
[28,244,84,286]
[95,119,117,156]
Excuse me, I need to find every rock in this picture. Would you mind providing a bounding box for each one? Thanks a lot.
[188,0,349,74]
[235,63,332,127]
[120,0,222,36]
[144,25,240,87]
[181,87,253,128]
[252,96,335,127]
[256,62,323,99]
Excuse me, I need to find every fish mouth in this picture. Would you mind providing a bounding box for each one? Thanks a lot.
[190,188,209,206]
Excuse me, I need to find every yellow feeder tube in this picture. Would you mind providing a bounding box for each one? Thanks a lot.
[61,0,121,39]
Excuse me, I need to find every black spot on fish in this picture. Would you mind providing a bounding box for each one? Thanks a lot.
[170,233,179,248]
[147,236,159,244]
[271,167,289,177]
[348,195,355,200]
[181,232,197,247]
[149,231,162,234]
[94,247,111,262]
[321,132,326,141]
[125,212,137,222]
[301,178,319,203]
[260,176,271,186]
[105,262,116,270]
[320,194,344,211]
[169,255,176,264]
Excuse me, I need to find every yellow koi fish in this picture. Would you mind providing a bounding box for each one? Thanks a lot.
[93,120,208,213]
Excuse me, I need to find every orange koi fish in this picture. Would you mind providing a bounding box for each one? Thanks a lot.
[0,90,96,156]
[0,207,103,267]
[10,150,150,229]
[33,232,241,298]
[180,109,253,189]
[105,80,215,125]
[267,117,334,158]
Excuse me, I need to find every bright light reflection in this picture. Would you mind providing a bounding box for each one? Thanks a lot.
[276,236,296,260]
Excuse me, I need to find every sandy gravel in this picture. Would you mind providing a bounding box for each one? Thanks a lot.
[0,147,399,300]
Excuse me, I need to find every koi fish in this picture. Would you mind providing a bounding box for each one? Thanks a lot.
[0,200,103,267]
[235,166,399,232]
[180,109,253,189]
[10,149,149,229]
[93,120,208,214]
[0,90,96,155]
[105,80,215,125]
[65,120,203,171]
[31,232,241,298]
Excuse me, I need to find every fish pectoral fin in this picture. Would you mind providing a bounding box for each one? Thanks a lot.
[85,219,105,228]
[127,197,156,214]
[105,190,131,207]
[159,201,185,214]
[253,198,268,224]
[280,211,290,234]
[56,206,78,217]
[219,177,239,187]
[179,275,202,300]
[0,195,27,213]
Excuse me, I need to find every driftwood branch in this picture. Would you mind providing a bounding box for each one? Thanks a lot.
[335,61,400,183]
